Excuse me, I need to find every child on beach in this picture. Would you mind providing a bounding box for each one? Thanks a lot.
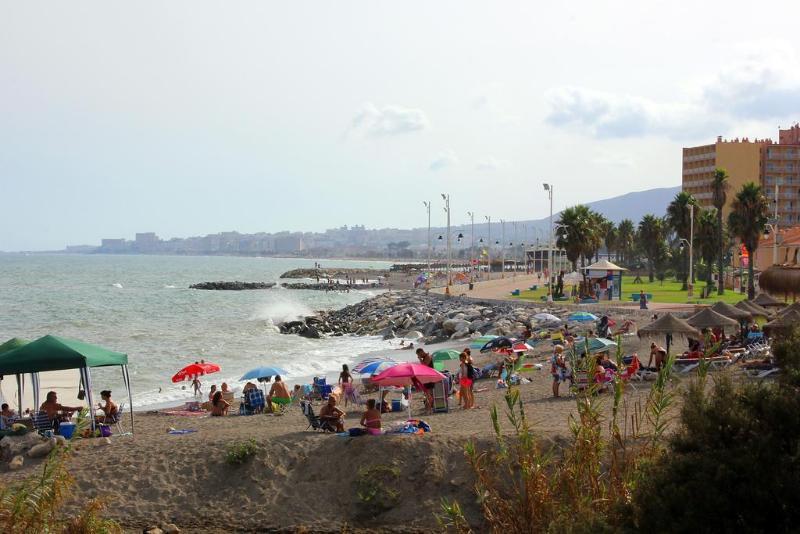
[459,352,475,409]
[339,364,354,407]
[191,376,202,397]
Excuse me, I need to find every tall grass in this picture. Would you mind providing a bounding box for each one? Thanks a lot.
[441,337,678,533]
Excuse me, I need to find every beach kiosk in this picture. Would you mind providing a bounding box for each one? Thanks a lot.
[583,259,626,301]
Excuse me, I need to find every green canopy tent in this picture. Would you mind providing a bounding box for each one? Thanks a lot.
[0,335,134,433]
[0,338,32,415]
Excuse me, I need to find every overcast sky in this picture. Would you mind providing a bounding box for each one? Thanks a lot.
[2,1,799,250]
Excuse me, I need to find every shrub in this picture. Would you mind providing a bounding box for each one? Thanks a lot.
[225,439,258,465]
[355,463,401,517]
[632,329,800,532]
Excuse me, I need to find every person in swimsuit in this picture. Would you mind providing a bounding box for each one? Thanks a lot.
[458,352,474,409]
[267,375,291,413]
[550,345,568,397]
[95,390,118,424]
[338,364,354,407]
[319,396,345,432]
[40,391,82,424]
[360,399,382,435]
[210,391,230,416]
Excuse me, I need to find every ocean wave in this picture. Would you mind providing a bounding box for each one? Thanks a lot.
[111,283,123,289]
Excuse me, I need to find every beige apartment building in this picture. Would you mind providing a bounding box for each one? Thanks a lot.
[682,124,800,225]
[682,137,765,220]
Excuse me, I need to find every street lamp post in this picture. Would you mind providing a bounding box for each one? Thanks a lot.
[467,211,475,282]
[485,215,492,281]
[423,201,431,272]
[500,219,506,278]
[442,194,451,287]
[543,183,554,302]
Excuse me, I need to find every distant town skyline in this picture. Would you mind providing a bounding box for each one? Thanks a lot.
[2,2,799,251]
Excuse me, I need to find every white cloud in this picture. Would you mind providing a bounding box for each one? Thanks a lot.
[476,156,510,172]
[429,150,459,171]
[545,44,800,140]
[349,102,429,137]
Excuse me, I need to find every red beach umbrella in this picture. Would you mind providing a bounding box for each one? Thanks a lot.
[172,362,221,383]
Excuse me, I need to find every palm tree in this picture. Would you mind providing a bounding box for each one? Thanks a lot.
[728,182,769,299]
[585,212,607,264]
[603,220,617,262]
[616,219,635,265]
[556,205,593,271]
[637,214,665,282]
[694,208,720,287]
[666,192,697,290]
[711,168,730,294]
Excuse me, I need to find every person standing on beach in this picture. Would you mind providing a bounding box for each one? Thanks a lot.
[458,352,474,409]
[550,345,568,397]
[338,364,354,407]
[191,376,202,397]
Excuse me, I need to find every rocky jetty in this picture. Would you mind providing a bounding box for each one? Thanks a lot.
[280,267,390,279]
[278,291,569,344]
[281,282,380,290]
[189,281,276,290]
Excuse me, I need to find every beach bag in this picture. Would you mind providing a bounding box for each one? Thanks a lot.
[348,428,366,437]
[99,425,112,438]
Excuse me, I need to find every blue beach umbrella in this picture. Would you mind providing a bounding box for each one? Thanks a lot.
[353,359,398,375]
[569,312,598,322]
[240,366,288,381]
[469,335,498,350]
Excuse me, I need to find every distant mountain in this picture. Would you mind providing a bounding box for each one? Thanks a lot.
[427,186,681,241]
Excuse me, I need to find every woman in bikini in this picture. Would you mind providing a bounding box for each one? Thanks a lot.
[210,390,230,416]
[360,399,382,435]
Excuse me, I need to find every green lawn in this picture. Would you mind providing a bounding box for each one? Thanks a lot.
[513,276,748,305]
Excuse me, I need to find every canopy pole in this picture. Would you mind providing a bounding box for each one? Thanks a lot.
[123,365,134,435]
[16,374,23,414]
[31,372,40,413]
[81,367,96,432]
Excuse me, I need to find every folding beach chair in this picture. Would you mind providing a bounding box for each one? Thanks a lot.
[312,377,333,400]
[112,403,126,434]
[31,412,54,434]
[300,400,335,432]
[241,389,265,414]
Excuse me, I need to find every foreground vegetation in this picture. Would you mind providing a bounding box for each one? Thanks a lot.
[443,333,800,532]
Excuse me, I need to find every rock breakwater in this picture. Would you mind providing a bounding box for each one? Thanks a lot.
[189,281,276,290]
[278,291,569,344]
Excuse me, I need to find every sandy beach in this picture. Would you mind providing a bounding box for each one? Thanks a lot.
[2,332,662,532]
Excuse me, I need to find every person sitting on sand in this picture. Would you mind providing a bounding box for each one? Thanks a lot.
[319,396,345,432]
[267,375,292,413]
[1,403,16,429]
[40,391,82,424]
[360,399,382,435]
[210,391,230,416]
[95,390,118,424]
[600,354,618,372]
[291,384,304,402]
[208,384,217,402]
[647,343,667,371]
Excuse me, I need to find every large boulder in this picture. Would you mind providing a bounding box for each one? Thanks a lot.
[1,432,44,460]
[451,328,471,340]
[8,455,23,470]
[442,318,470,334]
[27,438,56,458]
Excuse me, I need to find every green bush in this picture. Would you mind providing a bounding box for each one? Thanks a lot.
[355,463,401,517]
[632,329,800,532]
[225,439,258,465]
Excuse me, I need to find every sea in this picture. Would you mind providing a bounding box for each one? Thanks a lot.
[0,254,405,408]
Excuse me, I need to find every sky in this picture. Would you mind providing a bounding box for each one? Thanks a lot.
[2,1,800,251]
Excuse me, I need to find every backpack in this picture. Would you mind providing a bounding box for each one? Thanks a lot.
[466,363,476,379]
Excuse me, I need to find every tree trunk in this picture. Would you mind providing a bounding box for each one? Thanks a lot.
[748,252,756,299]
[681,250,688,291]
[717,211,725,295]
[648,258,654,282]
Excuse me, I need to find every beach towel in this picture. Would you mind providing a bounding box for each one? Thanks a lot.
[161,409,208,417]
[168,429,197,435]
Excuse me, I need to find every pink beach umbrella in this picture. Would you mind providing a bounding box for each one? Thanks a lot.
[371,363,446,418]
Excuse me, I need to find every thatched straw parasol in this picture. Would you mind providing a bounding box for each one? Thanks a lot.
[752,291,785,308]
[763,309,800,337]
[777,301,800,318]
[638,313,701,353]
[710,301,751,321]
[687,308,739,329]
[757,266,800,303]
[737,300,772,319]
